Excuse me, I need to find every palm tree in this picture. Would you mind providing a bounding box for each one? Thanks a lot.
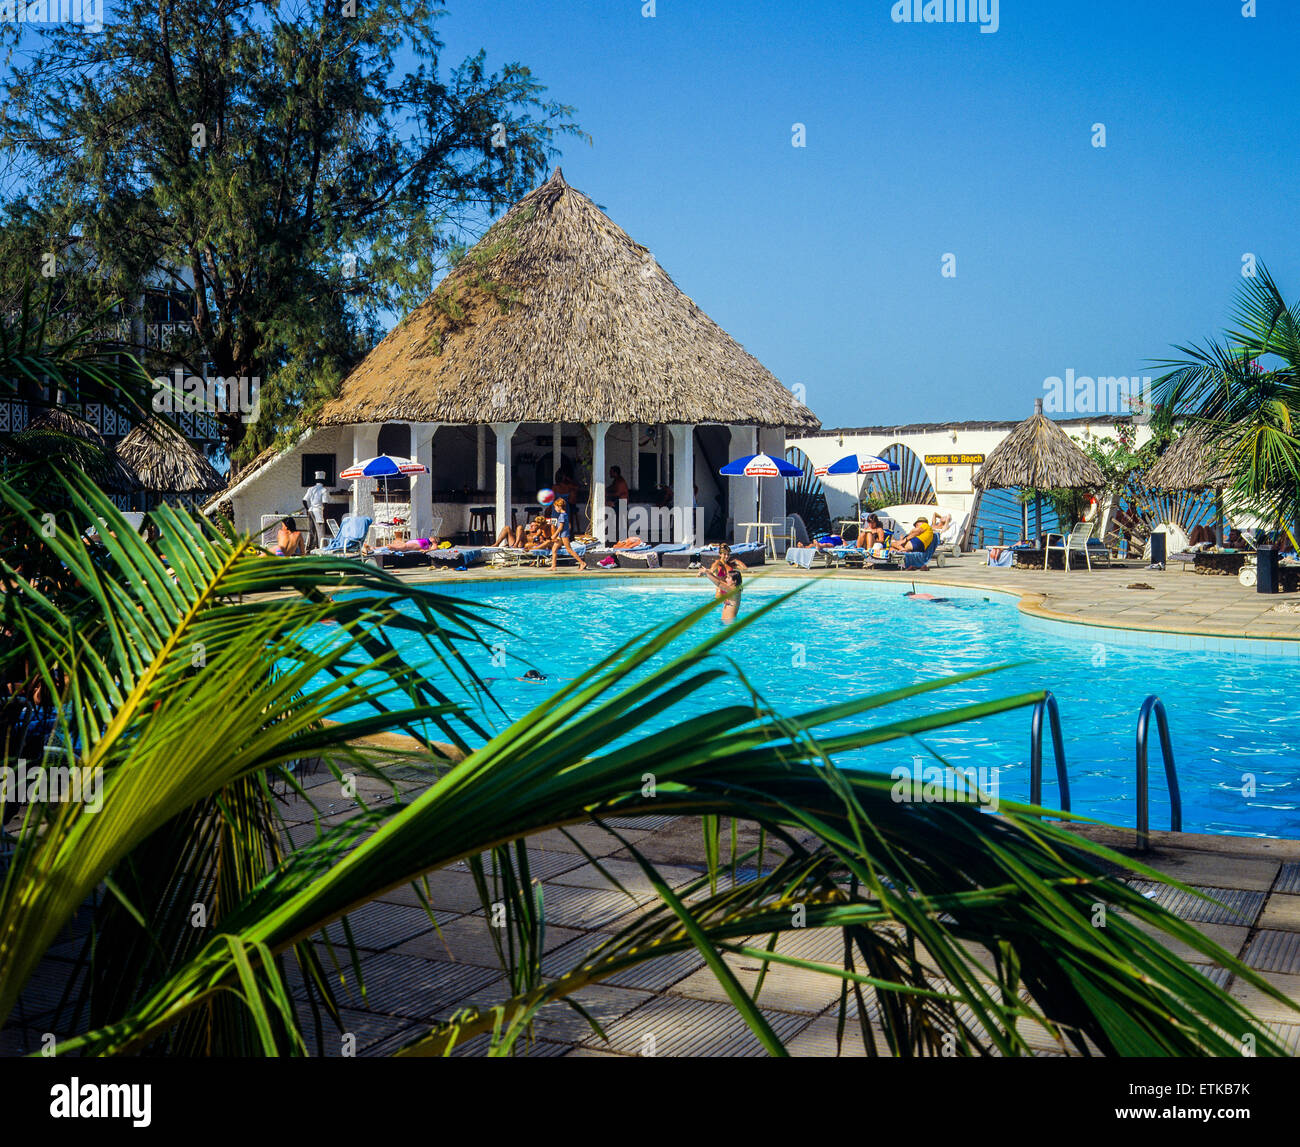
[1152,264,1300,533]
[1,472,1293,1057]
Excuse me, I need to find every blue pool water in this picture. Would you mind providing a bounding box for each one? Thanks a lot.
[314,575,1300,840]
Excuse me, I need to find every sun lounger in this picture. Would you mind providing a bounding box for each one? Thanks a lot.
[317,515,371,556]
[614,543,688,568]
[362,547,431,569]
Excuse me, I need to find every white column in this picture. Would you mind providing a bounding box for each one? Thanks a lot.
[590,422,610,543]
[670,425,696,545]
[552,421,562,482]
[409,422,440,538]
[351,423,380,519]
[630,423,640,490]
[729,424,759,537]
[476,425,486,492]
[491,422,518,538]
[759,426,788,552]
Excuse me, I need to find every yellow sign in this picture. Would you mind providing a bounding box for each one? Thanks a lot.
[925,453,984,465]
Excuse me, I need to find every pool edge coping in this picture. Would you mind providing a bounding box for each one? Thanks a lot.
[384,564,1300,650]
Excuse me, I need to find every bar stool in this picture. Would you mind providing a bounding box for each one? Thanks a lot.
[468,506,496,543]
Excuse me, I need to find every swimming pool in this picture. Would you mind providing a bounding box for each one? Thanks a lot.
[316,574,1300,840]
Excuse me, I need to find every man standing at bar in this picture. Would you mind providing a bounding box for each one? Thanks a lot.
[304,470,329,550]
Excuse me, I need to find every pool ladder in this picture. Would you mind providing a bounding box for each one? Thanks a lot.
[1028,691,1182,850]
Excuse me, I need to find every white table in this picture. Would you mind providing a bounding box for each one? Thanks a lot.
[737,521,786,557]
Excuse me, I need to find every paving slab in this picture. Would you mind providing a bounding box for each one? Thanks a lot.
[394,914,588,967]
[1260,893,1300,932]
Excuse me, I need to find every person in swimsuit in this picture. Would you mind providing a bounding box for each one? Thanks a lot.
[363,536,434,554]
[698,542,743,623]
[859,513,887,548]
[275,517,306,556]
[545,497,589,571]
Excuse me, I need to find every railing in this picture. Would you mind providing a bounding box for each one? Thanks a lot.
[1028,691,1071,814]
[1135,695,1181,850]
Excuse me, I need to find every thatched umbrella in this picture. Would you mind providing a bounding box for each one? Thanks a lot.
[18,407,138,491]
[974,398,1106,542]
[117,421,224,498]
[314,168,818,431]
[1147,423,1230,543]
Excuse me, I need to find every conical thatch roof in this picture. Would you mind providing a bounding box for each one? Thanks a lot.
[117,421,224,494]
[1146,424,1228,491]
[19,407,138,491]
[26,407,103,442]
[973,402,1106,491]
[316,170,818,431]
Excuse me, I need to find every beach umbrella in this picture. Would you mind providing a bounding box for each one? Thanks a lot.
[340,454,430,515]
[973,398,1105,545]
[814,453,900,477]
[719,452,801,526]
[815,452,901,515]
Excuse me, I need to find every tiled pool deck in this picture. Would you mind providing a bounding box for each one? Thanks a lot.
[7,781,1300,1057]
[7,550,1300,1057]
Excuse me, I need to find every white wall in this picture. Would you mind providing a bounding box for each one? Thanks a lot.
[227,426,352,537]
[789,419,1157,540]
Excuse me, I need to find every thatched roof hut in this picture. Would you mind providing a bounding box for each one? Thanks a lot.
[18,408,138,491]
[973,400,1105,491]
[117,421,224,494]
[315,169,816,432]
[1146,424,1228,491]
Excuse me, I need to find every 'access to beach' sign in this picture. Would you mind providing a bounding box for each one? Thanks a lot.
[924,453,984,465]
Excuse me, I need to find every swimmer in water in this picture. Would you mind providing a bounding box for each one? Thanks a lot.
[698,543,743,623]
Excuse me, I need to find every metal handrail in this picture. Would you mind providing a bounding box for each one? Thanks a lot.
[1028,691,1071,814]
[1135,695,1181,850]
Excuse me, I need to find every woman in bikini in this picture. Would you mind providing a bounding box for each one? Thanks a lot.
[698,542,743,623]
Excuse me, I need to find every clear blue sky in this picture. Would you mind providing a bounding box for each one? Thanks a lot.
[436,0,1299,429]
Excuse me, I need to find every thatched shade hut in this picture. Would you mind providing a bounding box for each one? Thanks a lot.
[117,421,224,500]
[219,170,817,545]
[17,408,138,492]
[974,398,1105,540]
[1146,424,1228,491]
[1147,424,1230,543]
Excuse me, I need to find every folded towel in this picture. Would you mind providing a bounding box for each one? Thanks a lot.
[786,548,815,569]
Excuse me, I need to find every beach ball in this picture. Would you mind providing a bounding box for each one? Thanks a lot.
[537,488,556,505]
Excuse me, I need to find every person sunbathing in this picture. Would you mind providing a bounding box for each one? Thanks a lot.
[890,517,934,554]
[362,536,434,554]
[275,517,306,556]
[611,535,646,549]
[492,521,527,547]
[859,513,888,548]
[790,534,845,550]
[522,516,555,550]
